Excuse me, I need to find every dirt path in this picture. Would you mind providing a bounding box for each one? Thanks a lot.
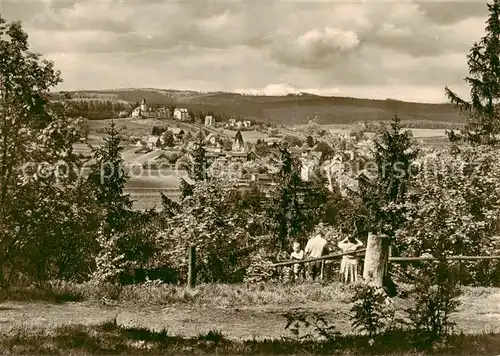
[0,292,499,340]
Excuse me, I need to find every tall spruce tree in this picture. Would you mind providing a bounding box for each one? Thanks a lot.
[359,115,418,289]
[360,115,418,237]
[445,0,500,145]
[268,144,309,250]
[87,121,132,233]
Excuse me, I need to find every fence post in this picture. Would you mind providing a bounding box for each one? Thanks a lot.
[188,244,196,289]
[320,260,325,280]
[458,257,462,285]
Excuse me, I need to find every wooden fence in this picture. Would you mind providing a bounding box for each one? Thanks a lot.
[183,244,500,288]
[271,250,500,281]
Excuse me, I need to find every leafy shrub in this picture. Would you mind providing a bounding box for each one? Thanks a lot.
[153,181,261,283]
[407,259,461,346]
[198,329,226,344]
[284,310,340,342]
[244,253,275,283]
[396,146,500,287]
[349,284,395,337]
[91,225,126,285]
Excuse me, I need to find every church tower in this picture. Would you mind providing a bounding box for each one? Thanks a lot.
[140,98,147,112]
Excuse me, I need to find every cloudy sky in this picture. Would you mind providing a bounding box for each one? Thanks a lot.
[0,0,490,103]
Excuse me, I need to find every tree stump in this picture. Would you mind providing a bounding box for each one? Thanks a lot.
[363,232,390,287]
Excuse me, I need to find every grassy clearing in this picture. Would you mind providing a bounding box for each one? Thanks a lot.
[223,129,270,143]
[0,283,498,342]
[0,281,354,306]
[0,281,498,308]
[2,318,500,355]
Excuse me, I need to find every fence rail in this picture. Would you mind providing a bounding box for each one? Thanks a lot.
[125,188,180,194]
[389,255,500,262]
[272,251,500,268]
[273,249,367,268]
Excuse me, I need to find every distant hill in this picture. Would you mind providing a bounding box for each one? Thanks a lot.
[54,88,464,125]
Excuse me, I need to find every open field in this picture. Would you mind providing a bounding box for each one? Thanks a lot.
[0,284,498,341]
[223,129,269,143]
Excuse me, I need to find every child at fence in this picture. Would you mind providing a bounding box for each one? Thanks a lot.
[290,241,305,281]
[338,235,364,284]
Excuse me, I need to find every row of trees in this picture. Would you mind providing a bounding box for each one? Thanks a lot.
[71,100,130,120]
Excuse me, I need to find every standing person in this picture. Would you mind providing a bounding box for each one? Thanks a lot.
[289,241,304,281]
[304,233,329,281]
[338,235,364,284]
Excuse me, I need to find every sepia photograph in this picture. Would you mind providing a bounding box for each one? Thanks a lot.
[0,0,499,354]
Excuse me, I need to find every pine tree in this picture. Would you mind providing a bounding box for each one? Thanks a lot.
[183,131,193,144]
[235,130,244,145]
[87,121,132,233]
[163,130,175,148]
[359,115,418,289]
[160,192,180,218]
[189,136,210,182]
[359,115,418,236]
[445,0,500,145]
[179,177,194,198]
[268,144,305,250]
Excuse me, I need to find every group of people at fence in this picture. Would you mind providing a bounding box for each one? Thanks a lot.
[288,232,364,283]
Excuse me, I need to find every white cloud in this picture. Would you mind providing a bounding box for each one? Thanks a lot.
[0,0,487,103]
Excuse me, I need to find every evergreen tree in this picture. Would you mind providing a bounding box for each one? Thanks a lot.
[160,192,180,218]
[188,136,210,182]
[183,131,193,144]
[87,121,132,234]
[163,130,175,148]
[445,0,500,145]
[267,145,306,250]
[179,177,194,198]
[235,130,244,145]
[195,129,205,141]
[358,115,417,290]
[359,115,418,236]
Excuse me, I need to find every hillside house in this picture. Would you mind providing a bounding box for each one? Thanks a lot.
[131,106,142,119]
[174,108,189,121]
[225,119,252,129]
[156,106,169,119]
[205,133,222,153]
[300,151,322,182]
[266,137,281,146]
[170,127,184,139]
[131,98,149,119]
[146,136,159,149]
[246,149,261,162]
[204,115,214,126]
